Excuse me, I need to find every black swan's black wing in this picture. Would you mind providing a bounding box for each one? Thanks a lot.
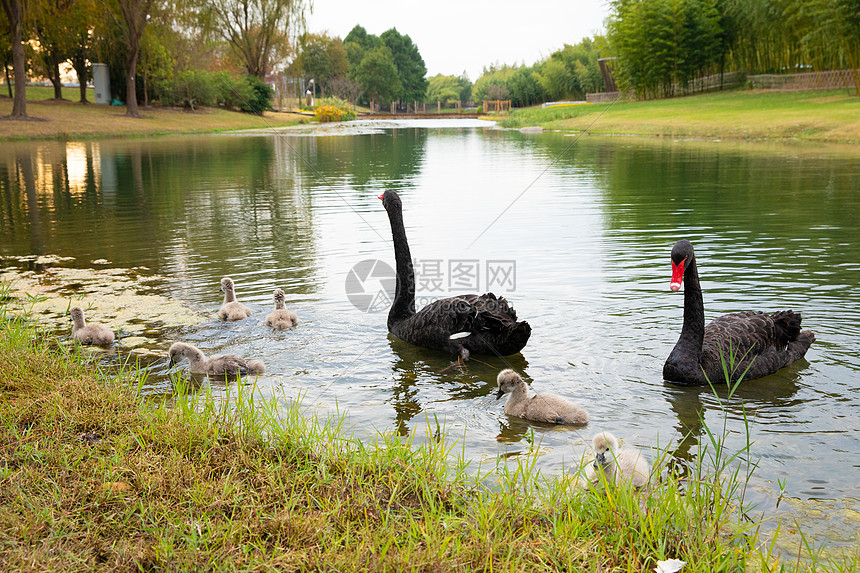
[391,293,531,356]
[702,310,813,382]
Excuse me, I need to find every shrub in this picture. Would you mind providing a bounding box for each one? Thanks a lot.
[157,71,273,113]
[313,97,356,122]
[157,70,218,109]
[214,71,253,111]
[176,70,217,109]
[241,75,274,114]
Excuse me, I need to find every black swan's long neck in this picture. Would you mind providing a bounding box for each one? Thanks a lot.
[678,257,705,357]
[386,203,416,329]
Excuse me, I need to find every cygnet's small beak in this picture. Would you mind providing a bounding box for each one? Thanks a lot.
[495,388,504,400]
[168,358,176,368]
[596,452,606,466]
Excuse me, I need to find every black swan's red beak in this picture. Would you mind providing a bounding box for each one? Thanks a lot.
[670,258,685,292]
[377,192,385,200]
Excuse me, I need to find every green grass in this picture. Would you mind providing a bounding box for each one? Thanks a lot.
[0,282,856,571]
[0,85,307,141]
[494,89,860,143]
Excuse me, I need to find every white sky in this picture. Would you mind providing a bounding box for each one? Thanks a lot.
[305,0,610,82]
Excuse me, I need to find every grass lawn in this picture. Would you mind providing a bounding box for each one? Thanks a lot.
[494,89,860,143]
[4,85,859,144]
[0,86,307,141]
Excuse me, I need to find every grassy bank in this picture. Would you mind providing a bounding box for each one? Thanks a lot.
[0,86,305,141]
[495,89,860,143]
[0,288,813,571]
[4,86,859,143]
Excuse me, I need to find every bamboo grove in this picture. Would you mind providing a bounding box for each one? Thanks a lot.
[606,0,860,98]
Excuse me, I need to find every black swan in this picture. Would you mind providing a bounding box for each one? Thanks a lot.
[378,190,531,360]
[168,342,265,375]
[583,431,651,489]
[70,307,115,346]
[266,288,298,330]
[219,277,252,321]
[495,369,589,425]
[663,239,815,385]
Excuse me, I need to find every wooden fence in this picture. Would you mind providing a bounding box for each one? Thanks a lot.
[388,101,476,113]
[587,69,858,102]
[482,100,511,113]
[586,71,745,102]
[748,69,859,91]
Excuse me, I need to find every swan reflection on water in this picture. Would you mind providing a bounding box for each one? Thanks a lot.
[662,363,805,470]
[385,334,529,436]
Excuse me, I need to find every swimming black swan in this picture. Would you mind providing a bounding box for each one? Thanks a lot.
[219,277,252,321]
[168,342,265,375]
[70,307,115,346]
[378,190,531,359]
[495,369,588,425]
[266,288,298,330]
[663,239,815,385]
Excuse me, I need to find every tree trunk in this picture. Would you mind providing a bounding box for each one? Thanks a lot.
[117,0,153,118]
[50,51,62,100]
[72,55,88,103]
[2,0,28,118]
[4,63,12,98]
[125,30,140,116]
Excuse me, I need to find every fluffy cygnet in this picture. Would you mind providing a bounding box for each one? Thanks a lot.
[266,288,298,330]
[495,369,589,425]
[219,277,252,321]
[70,307,115,346]
[583,431,651,488]
[167,342,265,375]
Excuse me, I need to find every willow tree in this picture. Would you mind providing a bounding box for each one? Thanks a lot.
[203,0,308,78]
[1,0,27,118]
[109,0,154,117]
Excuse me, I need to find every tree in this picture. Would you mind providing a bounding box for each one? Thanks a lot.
[426,74,461,104]
[203,0,308,78]
[291,32,348,97]
[791,0,860,94]
[1,8,14,97]
[67,0,97,103]
[327,75,361,104]
[607,0,723,98]
[456,73,472,103]
[109,0,155,117]
[344,24,379,52]
[1,0,27,118]
[355,45,401,106]
[507,65,544,106]
[534,39,605,101]
[380,27,427,102]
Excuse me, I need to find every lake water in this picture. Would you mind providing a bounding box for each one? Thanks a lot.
[1,120,859,553]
